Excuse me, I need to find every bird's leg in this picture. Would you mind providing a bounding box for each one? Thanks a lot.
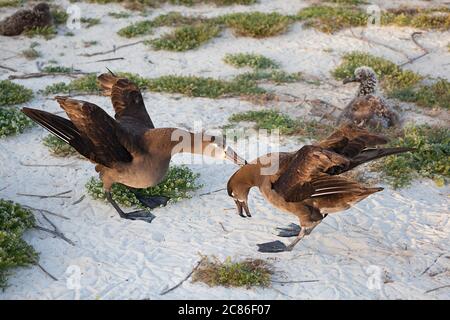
[257,221,322,253]
[105,191,155,223]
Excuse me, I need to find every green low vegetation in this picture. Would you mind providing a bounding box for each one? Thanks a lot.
[43,135,77,157]
[228,110,334,139]
[228,110,297,135]
[84,0,255,10]
[0,0,22,7]
[81,17,101,28]
[297,5,367,33]
[192,256,273,289]
[85,165,202,207]
[382,7,450,31]
[149,23,221,51]
[373,125,449,188]
[235,69,302,84]
[220,12,293,38]
[24,26,57,40]
[0,199,38,289]
[0,80,33,107]
[0,108,34,138]
[108,11,131,19]
[43,74,100,95]
[51,7,69,25]
[223,53,279,69]
[333,51,449,109]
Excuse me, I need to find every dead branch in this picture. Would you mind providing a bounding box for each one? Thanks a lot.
[425,284,450,294]
[399,32,430,67]
[80,41,145,57]
[17,190,72,199]
[37,263,58,281]
[160,258,204,295]
[272,279,319,284]
[199,188,226,197]
[20,160,78,167]
[346,29,410,60]
[71,195,85,205]
[93,57,125,63]
[8,71,89,80]
[34,213,75,246]
[0,64,17,72]
[420,253,444,276]
[22,205,70,220]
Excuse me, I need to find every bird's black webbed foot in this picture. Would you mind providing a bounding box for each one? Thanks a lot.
[134,194,169,209]
[124,210,156,223]
[257,240,289,253]
[276,223,301,237]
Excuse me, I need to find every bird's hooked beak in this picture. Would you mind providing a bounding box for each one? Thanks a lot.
[225,145,247,166]
[234,199,251,218]
[343,76,358,84]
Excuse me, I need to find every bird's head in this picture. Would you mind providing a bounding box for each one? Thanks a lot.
[227,167,253,218]
[343,66,378,96]
[33,2,50,14]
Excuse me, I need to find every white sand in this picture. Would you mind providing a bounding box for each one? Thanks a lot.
[0,0,449,299]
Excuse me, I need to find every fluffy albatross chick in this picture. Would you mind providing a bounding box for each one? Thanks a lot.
[227,124,413,253]
[0,2,53,36]
[22,72,246,223]
[337,66,399,129]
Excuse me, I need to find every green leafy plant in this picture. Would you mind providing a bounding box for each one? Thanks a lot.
[297,5,367,33]
[382,7,450,30]
[43,135,77,157]
[21,46,41,60]
[118,20,154,37]
[228,110,297,134]
[42,65,74,73]
[81,17,101,28]
[372,125,449,188]
[85,165,202,207]
[0,0,22,7]
[221,12,293,38]
[0,108,34,138]
[192,256,273,288]
[0,199,38,289]
[43,74,99,95]
[108,11,131,19]
[235,69,302,84]
[0,80,33,106]
[24,26,57,40]
[51,7,69,25]
[149,23,221,51]
[223,53,279,69]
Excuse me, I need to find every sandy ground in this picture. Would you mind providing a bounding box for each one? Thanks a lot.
[0,0,449,299]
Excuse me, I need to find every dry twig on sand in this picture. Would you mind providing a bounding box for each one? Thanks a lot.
[160,258,204,296]
[399,32,429,67]
[8,71,89,80]
[80,41,144,57]
[34,213,75,246]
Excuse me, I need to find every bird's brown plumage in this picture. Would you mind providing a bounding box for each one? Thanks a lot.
[227,124,413,251]
[0,2,52,36]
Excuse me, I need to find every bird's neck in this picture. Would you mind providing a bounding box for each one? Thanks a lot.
[358,76,377,96]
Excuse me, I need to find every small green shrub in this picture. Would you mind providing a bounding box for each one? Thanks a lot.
[108,11,131,19]
[0,0,21,7]
[228,110,297,134]
[235,70,302,84]
[0,199,38,289]
[297,5,367,33]
[43,74,99,95]
[81,17,101,28]
[21,47,41,60]
[51,7,69,25]
[322,0,367,4]
[117,20,154,38]
[221,12,292,38]
[149,23,221,51]
[223,53,279,69]
[373,125,449,188]
[86,165,202,207]
[192,256,273,289]
[0,108,34,138]
[24,26,57,40]
[147,75,263,98]
[382,7,450,30]
[0,80,33,107]
[43,135,77,157]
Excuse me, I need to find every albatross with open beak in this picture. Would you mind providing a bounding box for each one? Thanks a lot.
[227,124,413,252]
[22,72,246,223]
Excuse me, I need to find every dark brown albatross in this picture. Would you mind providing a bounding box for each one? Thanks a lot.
[22,72,246,223]
[0,2,52,36]
[226,124,413,252]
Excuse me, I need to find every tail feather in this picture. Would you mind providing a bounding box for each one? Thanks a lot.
[349,147,414,170]
[21,107,91,160]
